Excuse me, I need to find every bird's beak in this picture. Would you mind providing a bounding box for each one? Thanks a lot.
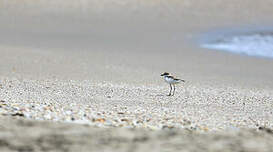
[160,74,164,76]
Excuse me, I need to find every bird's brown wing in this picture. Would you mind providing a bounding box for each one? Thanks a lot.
[166,76,174,79]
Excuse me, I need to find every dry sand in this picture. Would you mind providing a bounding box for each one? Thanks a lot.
[1,0,273,151]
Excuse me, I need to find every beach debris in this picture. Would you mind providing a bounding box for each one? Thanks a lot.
[11,112,24,117]
[258,127,273,134]
[162,125,175,129]
[181,119,192,126]
[200,126,209,132]
[120,118,129,122]
[0,100,7,108]
[93,118,105,123]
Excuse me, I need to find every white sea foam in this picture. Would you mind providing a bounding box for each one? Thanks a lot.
[201,33,273,58]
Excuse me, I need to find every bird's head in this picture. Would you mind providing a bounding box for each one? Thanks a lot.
[160,72,169,76]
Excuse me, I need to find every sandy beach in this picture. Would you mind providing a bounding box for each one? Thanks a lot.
[0,117,273,152]
[1,0,273,151]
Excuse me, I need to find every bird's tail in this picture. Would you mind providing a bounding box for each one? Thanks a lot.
[180,79,185,82]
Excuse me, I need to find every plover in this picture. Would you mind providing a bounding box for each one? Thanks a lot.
[160,72,185,96]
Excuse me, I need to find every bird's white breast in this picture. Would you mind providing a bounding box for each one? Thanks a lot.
[164,76,181,84]
[164,76,174,84]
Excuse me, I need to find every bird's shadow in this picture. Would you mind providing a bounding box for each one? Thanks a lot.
[154,94,175,97]
[155,94,166,97]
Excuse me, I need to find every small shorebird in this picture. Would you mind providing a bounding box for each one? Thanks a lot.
[160,72,185,96]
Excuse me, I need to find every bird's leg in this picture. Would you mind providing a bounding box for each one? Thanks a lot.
[168,84,172,96]
[172,85,175,96]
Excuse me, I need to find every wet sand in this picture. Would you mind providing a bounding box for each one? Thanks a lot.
[1,0,273,151]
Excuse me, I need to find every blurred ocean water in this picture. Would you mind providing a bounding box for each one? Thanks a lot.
[202,33,273,58]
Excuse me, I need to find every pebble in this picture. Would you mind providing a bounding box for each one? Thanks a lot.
[11,112,24,117]
[44,114,52,120]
